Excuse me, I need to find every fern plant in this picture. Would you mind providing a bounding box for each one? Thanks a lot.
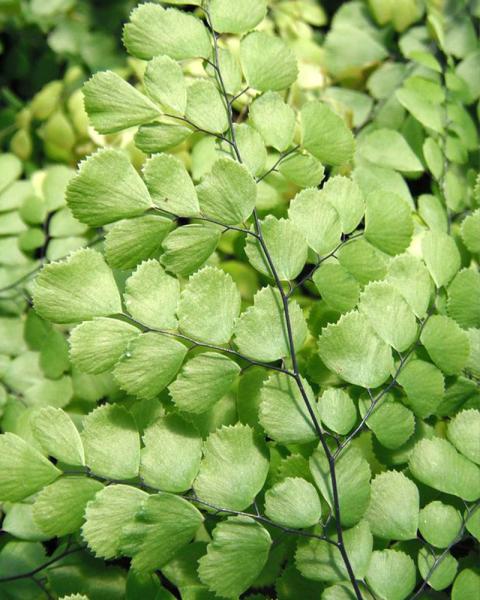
[0,1,479,599]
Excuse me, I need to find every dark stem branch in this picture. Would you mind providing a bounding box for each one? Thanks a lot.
[116,313,293,376]
[186,495,340,547]
[0,547,84,583]
[287,232,363,299]
[255,145,299,183]
[409,502,480,600]
[202,10,363,599]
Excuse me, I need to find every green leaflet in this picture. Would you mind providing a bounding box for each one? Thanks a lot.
[209,0,267,34]
[245,216,308,280]
[418,547,458,591]
[361,397,415,449]
[233,123,267,176]
[277,454,312,485]
[124,260,179,330]
[185,79,229,134]
[366,550,416,600]
[447,269,480,328]
[140,414,202,492]
[423,137,444,180]
[249,92,296,152]
[310,445,371,527]
[321,582,374,600]
[365,471,419,541]
[313,262,360,314]
[324,24,388,79]
[168,352,240,414]
[175,391,237,438]
[337,238,388,285]
[240,32,298,92]
[419,501,463,549]
[3,508,42,548]
[258,373,318,444]
[353,163,413,208]
[33,248,122,324]
[83,71,160,134]
[81,404,140,480]
[193,423,269,511]
[461,209,480,253]
[31,406,85,466]
[144,55,186,116]
[161,224,220,277]
[397,359,445,418]
[452,569,480,600]
[236,368,269,428]
[466,328,480,379]
[0,153,22,194]
[177,266,241,345]
[197,158,256,225]
[203,47,242,96]
[198,516,271,598]
[143,153,199,217]
[2,504,48,542]
[0,433,61,502]
[385,253,434,318]
[288,189,342,256]
[160,541,207,592]
[69,318,140,374]
[234,286,308,362]
[296,520,373,583]
[447,409,480,464]
[420,315,470,375]
[279,151,326,188]
[317,388,357,435]
[318,175,365,234]
[82,485,148,559]
[114,333,187,400]
[120,492,204,572]
[358,128,423,173]
[135,121,192,154]
[364,190,413,255]
[422,230,461,287]
[317,311,394,388]
[358,281,417,352]
[265,477,321,529]
[32,477,103,537]
[67,149,151,227]
[396,87,444,132]
[301,102,355,166]
[123,4,211,61]
[409,438,480,500]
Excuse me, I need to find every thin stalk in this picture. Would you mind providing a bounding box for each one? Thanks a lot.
[0,547,84,583]
[116,313,293,377]
[186,495,340,547]
[203,8,363,598]
[335,312,432,458]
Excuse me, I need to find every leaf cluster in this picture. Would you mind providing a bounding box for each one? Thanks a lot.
[0,1,479,600]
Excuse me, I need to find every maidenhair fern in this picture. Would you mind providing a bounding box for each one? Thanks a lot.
[0,1,479,600]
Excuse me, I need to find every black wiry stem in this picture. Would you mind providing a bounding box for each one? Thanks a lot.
[186,495,340,547]
[0,546,84,583]
[202,7,363,599]
[409,502,480,600]
[255,145,299,183]
[335,312,432,458]
[116,313,293,376]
